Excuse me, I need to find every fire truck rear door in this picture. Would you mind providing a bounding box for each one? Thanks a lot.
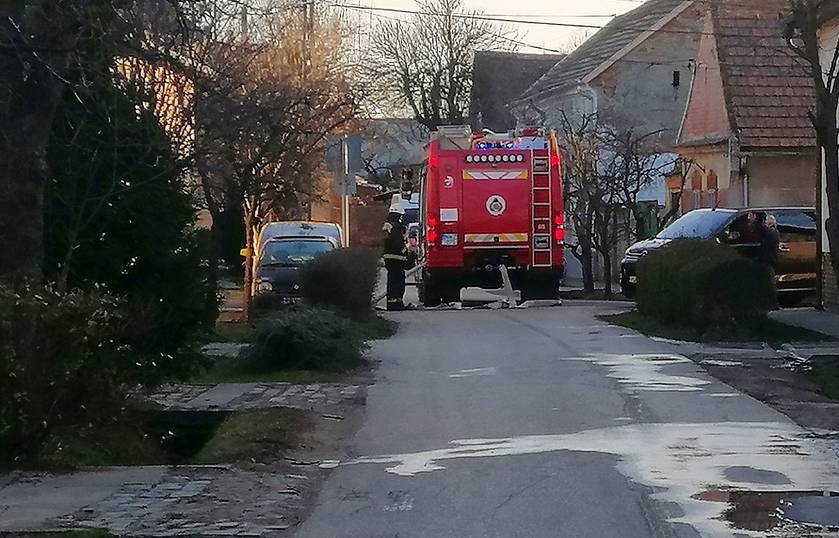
[460,154,531,249]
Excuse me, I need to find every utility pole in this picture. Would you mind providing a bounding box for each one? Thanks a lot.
[342,136,351,247]
[240,4,249,40]
[301,0,314,78]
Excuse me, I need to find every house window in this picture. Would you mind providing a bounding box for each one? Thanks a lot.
[708,191,718,208]
[690,171,702,191]
[693,190,702,208]
[707,170,718,191]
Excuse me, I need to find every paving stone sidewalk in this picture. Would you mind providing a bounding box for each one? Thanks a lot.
[1,381,367,536]
[148,382,365,412]
[0,466,317,536]
[56,466,312,536]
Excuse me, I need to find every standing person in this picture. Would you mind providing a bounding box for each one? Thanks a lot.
[741,211,762,243]
[759,214,781,282]
[383,195,408,311]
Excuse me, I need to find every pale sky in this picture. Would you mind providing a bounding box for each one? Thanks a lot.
[365,0,642,53]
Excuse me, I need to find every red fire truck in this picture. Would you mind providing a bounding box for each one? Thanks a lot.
[417,125,565,307]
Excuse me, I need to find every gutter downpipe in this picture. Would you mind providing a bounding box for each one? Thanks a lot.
[733,137,749,207]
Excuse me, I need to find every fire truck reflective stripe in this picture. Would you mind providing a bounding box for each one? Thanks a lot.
[464,233,528,243]
[462,170,528,181]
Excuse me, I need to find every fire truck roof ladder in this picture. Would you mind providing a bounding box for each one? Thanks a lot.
[531,150,553,268]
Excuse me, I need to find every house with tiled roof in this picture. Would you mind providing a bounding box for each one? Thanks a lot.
[509,0,705,282]
[676,0,818,212]
[511,0,705,148]
[469,51,565,133]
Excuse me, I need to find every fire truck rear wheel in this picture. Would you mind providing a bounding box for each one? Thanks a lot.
[422,273,460,307]
[441,285,461,304]
[521,272,561,301]
[421,273,442,307]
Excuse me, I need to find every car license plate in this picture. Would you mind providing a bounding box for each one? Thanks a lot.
[628,276,637,284]
[281,296,302,305]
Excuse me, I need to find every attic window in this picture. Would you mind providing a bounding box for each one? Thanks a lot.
[672,70,681,87]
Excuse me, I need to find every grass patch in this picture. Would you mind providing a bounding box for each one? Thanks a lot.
[806,358,839,401]
[33,415,166,469]
[559,289,632,301]
[25,408,307,469]
[599,310,834,344]
[193,408,309,464]
[191,358,366,384]
[213,321,257,343]
[357,315,399,340]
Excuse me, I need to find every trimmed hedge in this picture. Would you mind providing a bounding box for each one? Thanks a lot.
[301,247,379,319]
[636,239,776,329]
[242,308,368,372]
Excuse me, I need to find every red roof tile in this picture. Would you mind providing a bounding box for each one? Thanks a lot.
[713,0,816,149]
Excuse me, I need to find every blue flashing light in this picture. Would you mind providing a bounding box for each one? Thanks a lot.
[476,140,519,151]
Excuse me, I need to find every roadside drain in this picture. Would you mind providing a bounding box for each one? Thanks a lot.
[694,489,839,531]
[146,410,230,464]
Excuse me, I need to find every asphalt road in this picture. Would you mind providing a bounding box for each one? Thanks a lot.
[295,303,839,538]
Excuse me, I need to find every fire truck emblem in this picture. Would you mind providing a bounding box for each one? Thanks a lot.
[486,195,507,217]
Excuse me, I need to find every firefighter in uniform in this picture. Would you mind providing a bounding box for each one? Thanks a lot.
[383,195,408,311]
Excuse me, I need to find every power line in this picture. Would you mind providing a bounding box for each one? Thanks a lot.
[331,3,803,40]
[337,5,708,68]
[330,4,606,30]
[339,3,572,54]
[478,12,617,19]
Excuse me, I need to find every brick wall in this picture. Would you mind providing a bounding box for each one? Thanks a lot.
[679,11,731,144]
[350,201,389,250]
[824,254,839,312]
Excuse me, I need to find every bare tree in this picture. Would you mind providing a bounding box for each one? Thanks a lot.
[559,112,599,293]
[558,30,593,54]
[195,7,361,317]
[656,157,697,230]
[561,112,678,295]
[595,126,677,295]
[785,0,839,295]
[601,127,677,241]
[365,0,511,129]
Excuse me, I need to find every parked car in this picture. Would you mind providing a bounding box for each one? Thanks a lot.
[620,207,817,305]
[247,221,343,296]
[254,236,337,304]
[257,221,343,252]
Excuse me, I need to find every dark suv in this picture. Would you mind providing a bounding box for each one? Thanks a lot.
[620,207,818,305]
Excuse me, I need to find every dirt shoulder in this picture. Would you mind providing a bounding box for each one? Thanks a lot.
[691,354,839,433]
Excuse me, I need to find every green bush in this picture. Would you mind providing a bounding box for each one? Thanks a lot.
[242,308,368,372]
[301,247,379,319]
[636,239,776,329]
[0,283,159,463]
[44,78,218,377]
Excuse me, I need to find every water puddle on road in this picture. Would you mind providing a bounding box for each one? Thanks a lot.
[325,421,839,537]
[568,354,711,392]
[694,488,839,532]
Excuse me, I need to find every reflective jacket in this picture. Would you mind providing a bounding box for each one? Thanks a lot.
[383,219,408,262]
